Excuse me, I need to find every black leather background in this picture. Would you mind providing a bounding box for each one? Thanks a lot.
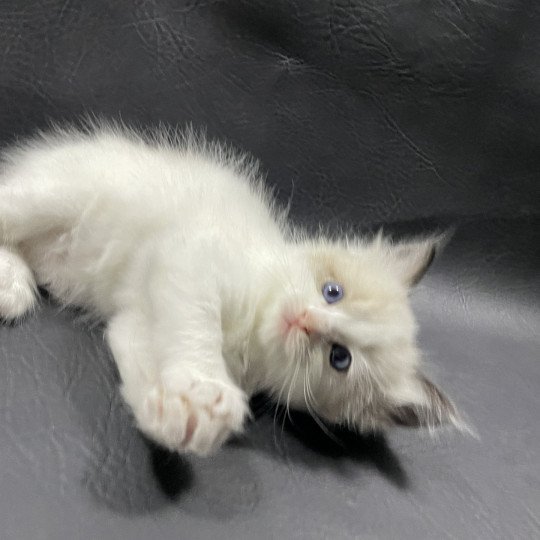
[0,1,538,539]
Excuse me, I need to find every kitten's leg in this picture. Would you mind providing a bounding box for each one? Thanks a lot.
[107,308,249,456]
[0,184,78,319]
[0,246,37,320]
[0,185,78,244]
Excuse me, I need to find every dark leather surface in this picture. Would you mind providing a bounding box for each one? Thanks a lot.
[1,1,538,538]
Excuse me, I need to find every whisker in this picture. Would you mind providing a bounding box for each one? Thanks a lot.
[304,359,344,446]
[281,360,301,437]
[272,366,294,453]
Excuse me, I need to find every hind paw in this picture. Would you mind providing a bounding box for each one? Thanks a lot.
[0,247,37,321]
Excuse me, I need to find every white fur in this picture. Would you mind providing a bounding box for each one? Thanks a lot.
[0,122,458,455]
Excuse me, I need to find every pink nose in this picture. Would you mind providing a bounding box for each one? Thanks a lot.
[288,310,311,335]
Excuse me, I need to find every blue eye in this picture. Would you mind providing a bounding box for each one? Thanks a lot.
[329,344,351,372]
[322,281,343,303]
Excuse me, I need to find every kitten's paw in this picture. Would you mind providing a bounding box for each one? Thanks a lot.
[136,378,249,456]
[0,247,37,321]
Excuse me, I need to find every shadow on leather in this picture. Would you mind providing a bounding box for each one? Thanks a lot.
[241,394,409,490]
[85,392,408,516]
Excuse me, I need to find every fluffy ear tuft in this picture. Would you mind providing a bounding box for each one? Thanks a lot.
[389,374,460,430]
[386,232,452,287]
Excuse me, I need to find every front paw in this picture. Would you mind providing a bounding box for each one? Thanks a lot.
[133,378,249,456]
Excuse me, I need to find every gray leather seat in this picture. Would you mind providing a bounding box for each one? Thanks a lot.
[1,1,538,538]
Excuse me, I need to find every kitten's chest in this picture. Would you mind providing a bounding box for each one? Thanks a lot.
[221,325,250,389]
[211,245,274,391]
[219,280,261,392]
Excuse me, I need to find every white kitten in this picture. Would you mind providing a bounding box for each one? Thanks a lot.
[0,122,459,456]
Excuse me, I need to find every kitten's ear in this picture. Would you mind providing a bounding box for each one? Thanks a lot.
[386,233,451,287]
[389,374,460,429]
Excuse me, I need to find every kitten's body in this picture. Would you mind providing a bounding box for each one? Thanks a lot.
[0,123,458,455]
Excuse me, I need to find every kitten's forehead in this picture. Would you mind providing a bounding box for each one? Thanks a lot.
[324,305,415,348]
[310,243,404,299]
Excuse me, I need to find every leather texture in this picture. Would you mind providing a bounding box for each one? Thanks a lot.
[0,1,538,538]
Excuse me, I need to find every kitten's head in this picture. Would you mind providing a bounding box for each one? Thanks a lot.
[257,233,460,433]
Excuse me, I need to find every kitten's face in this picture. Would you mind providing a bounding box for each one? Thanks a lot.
[258,235,458,431]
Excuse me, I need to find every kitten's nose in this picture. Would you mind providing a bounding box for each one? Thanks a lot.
[283,309,313,337]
